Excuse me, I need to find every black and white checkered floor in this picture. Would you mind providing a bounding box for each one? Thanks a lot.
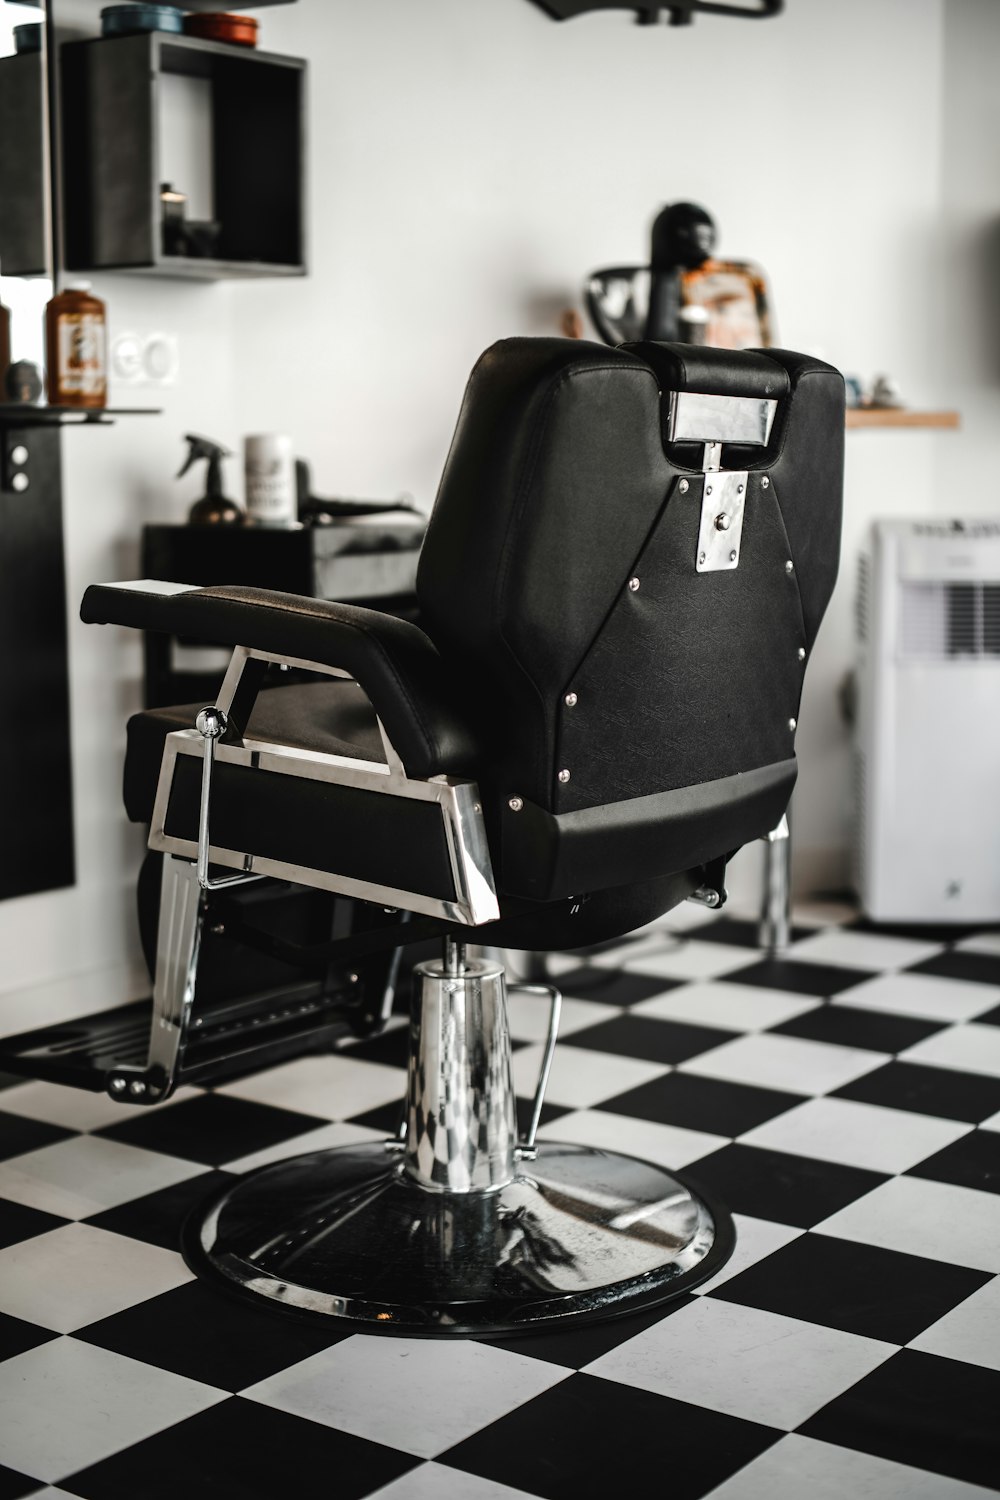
[2,900,1000,1499]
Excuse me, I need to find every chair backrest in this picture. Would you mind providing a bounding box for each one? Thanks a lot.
[418,338,843,833]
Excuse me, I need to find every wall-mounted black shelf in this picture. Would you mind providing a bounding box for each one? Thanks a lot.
[0,405,161,427]
[61,31,306,280]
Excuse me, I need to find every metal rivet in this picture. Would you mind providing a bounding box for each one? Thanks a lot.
[706,485,713,497]
[788,718,797,732]
[628,577,640,592]
[737,483,744,494]
[729,550,737,562]
[797,647,806,661]
[11,445,28,466]
[564,692,578,707]
[762,476,770,488]
[714,513,730,532]
[129,1080,146,1096]
[508,796,523,812]
[678,478,689,494]
[110,1077,126,1093]
[11,473,28,493]
[698,551,706,565]
[785,560,794,574]
[558,769,571,784]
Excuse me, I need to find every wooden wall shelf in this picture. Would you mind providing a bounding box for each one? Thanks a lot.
[846,409,960,430]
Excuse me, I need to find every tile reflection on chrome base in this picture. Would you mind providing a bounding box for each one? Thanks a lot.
[182,1141,733,1336]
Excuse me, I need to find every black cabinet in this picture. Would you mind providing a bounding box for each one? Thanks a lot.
[0,421,75,899]
[61,32,306,279]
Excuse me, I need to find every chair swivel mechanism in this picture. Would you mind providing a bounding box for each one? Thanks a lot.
[76,338,843,1335]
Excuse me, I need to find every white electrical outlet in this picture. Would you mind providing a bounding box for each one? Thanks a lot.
[109,331,180,386]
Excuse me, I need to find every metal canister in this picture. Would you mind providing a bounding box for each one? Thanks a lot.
[101,5,186,36]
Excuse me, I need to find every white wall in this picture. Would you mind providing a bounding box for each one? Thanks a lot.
[0,0,986,1000]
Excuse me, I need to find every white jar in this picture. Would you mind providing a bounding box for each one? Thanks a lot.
[244,433,296,526]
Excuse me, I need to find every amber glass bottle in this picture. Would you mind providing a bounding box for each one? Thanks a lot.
[45,281,107,408]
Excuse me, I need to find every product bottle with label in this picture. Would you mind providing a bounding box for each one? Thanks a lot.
[45,280,107,408]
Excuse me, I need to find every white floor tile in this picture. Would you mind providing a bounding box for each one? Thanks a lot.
[225,1120,386,1174]
[510,1042,668,1109]
[786,929,944,973]
[980,1108,1000,1133]
[368,1463,539,1500]
[818,1176,1000,1273]
[506,990,621,1042]
[0,1079,203,1134]
[680,1032,888,1096]
[0,1134,204,1220]
[243,1335,568,1459]
[898,1022,1000,1079]
[0,1338,223,1484]
[586,1297,893,1430]
[657,902,723,934]
[218,1052,404,1120]
[956,934,1000,957]
[705,1432,997,1500]
[738,1096,971,1174]
[834,973,1000,1024]
[0,1223,192,1333]
[632,980,820,1033]
[909,1274,1000,1372]
[791,899,857,928]
[692,1215,804,1296]
[535,1109,727,1170]
[613,939,762,982]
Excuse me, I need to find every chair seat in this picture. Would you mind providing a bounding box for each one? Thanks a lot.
[124,679,385,824]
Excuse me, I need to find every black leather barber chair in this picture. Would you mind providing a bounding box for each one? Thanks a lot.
[12,338,844,1335]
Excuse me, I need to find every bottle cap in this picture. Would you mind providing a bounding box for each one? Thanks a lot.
[68,280,94,293]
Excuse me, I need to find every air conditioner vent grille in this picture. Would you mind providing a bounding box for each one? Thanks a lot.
[900,581,1000,659]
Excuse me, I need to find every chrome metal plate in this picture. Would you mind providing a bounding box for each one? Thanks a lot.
[669,390,777,446]
[183,1140,734,1336]
[696,470,748,573]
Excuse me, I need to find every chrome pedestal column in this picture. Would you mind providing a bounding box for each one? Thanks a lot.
[185,951,734,1335]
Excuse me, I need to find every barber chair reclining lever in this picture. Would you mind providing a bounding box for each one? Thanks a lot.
[4,338,843,1335]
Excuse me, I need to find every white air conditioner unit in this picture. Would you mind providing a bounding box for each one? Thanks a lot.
[854,518,1000,923]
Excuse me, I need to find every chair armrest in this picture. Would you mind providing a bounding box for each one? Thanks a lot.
[81,581,480,779]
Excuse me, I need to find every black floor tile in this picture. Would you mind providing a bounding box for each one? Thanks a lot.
[0,1109,72,1163]
[60,1396,418,1500]
[515,1098,571,1137]
[696,918,814,948]
[799,1348,1000,1490]
[77,1279,351,1390]
[848,916,997,944]
[95,1093,329,1166]
[479,1295,696,1370]
[724,959,875,997]
[708,1231,991,1344]
[441,1372,780,1500]
[343,1100,405,1135]
[0,1197,69,1251]
[598,1071,803,1136]
[0,1311,58,1362]
[563,1015,735,1066]
[975,1002,1000,1027]
[84,1171,237,1251]
[555,967,683,1006]
[771,1003,943,1055]
[906,1129,1000,1195]
[687,1143,887,1228]
[337,1027,411,1069]
[833,1060,1000,1123]
[908,950,1000,988]
[0,1466,45,1500]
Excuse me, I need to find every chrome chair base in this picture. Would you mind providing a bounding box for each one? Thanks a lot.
[183,1141,733,1335]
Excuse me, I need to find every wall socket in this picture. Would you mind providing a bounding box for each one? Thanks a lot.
[111,332,180,386]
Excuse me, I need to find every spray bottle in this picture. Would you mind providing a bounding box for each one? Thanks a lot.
[178,433,244,525]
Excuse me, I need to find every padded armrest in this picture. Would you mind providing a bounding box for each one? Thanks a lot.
[81,581,480,779]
